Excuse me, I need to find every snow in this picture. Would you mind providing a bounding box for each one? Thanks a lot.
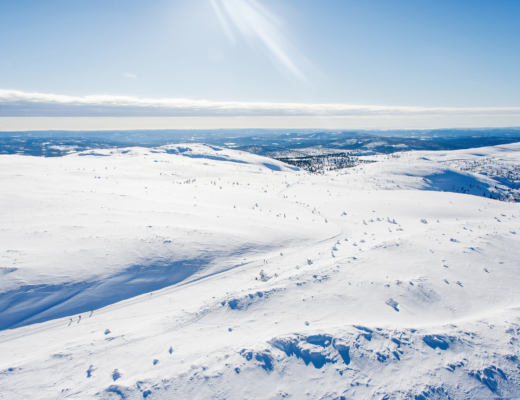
[0,143,519,399]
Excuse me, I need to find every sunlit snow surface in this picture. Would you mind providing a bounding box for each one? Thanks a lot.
[1,143,519,399]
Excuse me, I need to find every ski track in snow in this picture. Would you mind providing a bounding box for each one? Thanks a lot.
[0,143,520,399]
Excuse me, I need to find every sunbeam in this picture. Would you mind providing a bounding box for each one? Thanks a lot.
[210,0,307,81]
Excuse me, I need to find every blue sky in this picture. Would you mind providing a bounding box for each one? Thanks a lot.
[0,0,519,129]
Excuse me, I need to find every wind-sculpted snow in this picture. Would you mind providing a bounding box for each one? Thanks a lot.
[0,143,520,399]
[248,325,519,398]
[422,334,450,350]
[223,290,274,311]
[269,334,348,368]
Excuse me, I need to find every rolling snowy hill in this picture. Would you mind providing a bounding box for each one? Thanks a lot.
[1,143,519,399]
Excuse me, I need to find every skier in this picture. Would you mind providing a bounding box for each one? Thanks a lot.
[90,309,93,317]
[78,315,81,322]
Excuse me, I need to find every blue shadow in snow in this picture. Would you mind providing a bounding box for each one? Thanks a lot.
[181,154,248,164]
[263,163,282,171]
[164,149,248,164]
[0,257,210,331]
[422,170,496,197]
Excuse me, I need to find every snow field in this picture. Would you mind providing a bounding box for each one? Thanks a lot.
[0,143,519,399]
[0,144,330,330]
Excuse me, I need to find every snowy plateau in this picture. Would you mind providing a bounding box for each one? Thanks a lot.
[1,143,520,400]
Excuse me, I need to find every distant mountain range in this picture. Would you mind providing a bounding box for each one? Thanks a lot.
[1,127,520,157]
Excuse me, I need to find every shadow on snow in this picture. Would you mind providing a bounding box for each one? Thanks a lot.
[0,257,211,331]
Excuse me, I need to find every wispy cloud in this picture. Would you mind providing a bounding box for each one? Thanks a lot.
[123,72,137,79]
[0,89,519,118]
[210,0,306,81]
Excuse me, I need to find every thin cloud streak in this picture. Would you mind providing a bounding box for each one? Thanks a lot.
[0,89,519,117]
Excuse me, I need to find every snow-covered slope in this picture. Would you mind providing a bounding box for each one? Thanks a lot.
[1,143,519,399]
[0,144,318,330]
